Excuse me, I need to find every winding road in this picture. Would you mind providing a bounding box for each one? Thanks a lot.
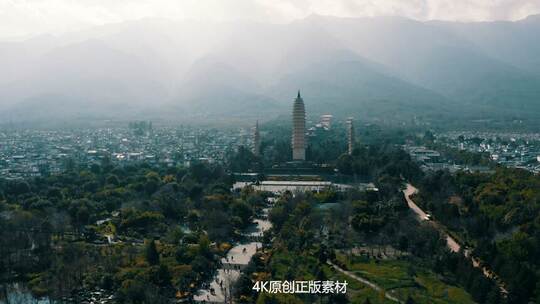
[403,184,461,253]
[403,183,508,295]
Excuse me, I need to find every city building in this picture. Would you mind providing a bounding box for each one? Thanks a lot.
[252,120,261,157]
[292,91,306,161]
[0,126,246,179]
[320,114,333,129]
[346,117,354,155]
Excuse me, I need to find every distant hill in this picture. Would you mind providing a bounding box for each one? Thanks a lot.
[1,15,539,124]
[267,54,452,119]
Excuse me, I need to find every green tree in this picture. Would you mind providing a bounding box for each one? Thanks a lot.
[145,239,159,265]
[155,264,171,287]
[106,174,120,185]
[231,201,253,228]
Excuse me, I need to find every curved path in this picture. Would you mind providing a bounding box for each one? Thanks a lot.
[327,261,401,303]
[403,183,508,295]
[403,184,461,252]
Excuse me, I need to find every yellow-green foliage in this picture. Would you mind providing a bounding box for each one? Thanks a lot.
[335,254,475,304]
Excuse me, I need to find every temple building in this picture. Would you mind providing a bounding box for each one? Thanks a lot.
[346,117,354,155]
[292,91,306,161]
[252,120,261,157]
[320,114,333,129]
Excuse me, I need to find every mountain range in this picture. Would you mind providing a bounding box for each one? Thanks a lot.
[1,15,539,124]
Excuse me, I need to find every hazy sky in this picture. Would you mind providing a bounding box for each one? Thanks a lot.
[1,0,540,39]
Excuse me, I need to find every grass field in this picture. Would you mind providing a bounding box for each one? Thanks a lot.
[333,253,476,304]
[323,265,395,304]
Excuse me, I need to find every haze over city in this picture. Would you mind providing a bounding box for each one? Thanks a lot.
[2,1,540,304]
[1,0,540,126]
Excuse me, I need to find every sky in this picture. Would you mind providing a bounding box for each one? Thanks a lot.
[1,0,540,40]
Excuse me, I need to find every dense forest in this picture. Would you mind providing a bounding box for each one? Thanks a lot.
[0,123,527,304]
[336,145,423,183]
[0,161,266,303]
[228,145,497,303]
[415,167,540,303]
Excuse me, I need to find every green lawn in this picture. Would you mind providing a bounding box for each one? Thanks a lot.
[323,265,395,304]
[333,254,476,304]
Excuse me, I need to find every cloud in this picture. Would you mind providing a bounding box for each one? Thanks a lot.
[1,0,539,39]
[261,0,540,21]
